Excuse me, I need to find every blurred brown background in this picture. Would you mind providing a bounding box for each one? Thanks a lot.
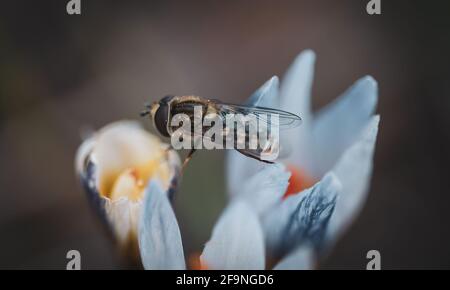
[0,0,449,269]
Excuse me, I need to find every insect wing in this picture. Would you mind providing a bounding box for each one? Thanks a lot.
[215,103,302,130]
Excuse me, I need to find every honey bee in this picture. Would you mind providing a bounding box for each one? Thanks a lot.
[141,95,301,166]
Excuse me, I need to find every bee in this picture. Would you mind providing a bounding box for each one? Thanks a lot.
[141,95,301,167]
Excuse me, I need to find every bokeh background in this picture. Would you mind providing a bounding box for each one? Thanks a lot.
[1,0,449,269]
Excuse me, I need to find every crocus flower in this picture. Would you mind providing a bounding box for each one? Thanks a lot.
[223,50,380,269]
[75,121,180,265]
[135,163,338,270]
[134,51,378,270]
[75,50,379,270]
[201,163,338,270]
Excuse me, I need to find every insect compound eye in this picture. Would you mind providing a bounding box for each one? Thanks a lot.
[154,103,171,137]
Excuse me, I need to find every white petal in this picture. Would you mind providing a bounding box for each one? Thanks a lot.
[104,197,141,246]
[201,202,265,270]
[279,50,316,173]
[273,246,314,270]
[139,180,185,270]
[236,163,290,215]
[263,173,340,260]
[312,76,378,176]
[326,115,380,243]
[75,135,95,176]
[226,77,280,197]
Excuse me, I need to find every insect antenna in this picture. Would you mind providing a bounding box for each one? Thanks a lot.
[140,109,150,117]
[140,102,153,117]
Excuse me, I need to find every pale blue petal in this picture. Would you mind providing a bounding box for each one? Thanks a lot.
[226,150,256,197]
[201,202,265,270]
[263,173,340,260]
[237,163,290,215]
[326,115,380,244]
[273,246,314,270]
[280,50,315,117]
[226,76,280,197]
[139,180,186,270]
[312,76,378,177]
[246,76,279,107]
[279,50,316,173]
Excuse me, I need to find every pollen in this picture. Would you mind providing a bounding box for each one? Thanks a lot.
[110,168,145,202]
[284,165,315,198]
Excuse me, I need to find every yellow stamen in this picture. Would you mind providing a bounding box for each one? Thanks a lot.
[107,155,171,202]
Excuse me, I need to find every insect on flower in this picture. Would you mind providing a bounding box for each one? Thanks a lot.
[140,95,302,166]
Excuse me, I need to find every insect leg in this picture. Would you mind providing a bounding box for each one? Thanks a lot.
[182,148,196,170]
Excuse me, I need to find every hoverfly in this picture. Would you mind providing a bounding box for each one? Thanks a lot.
[141,95,301,167]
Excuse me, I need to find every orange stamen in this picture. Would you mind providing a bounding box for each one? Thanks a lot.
[284,165,315,199]
[189,253,209,270]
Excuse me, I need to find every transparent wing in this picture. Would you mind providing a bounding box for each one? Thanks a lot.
[168,101,299,162]
[233,136,288,163]
[215,102,302,130]
[170,115,290,162]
